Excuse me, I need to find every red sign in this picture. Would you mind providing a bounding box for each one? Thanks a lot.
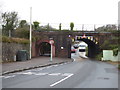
[49,40,54,44]
[82,34,86,38]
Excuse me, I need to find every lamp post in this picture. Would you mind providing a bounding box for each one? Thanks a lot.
[30,7,32,59]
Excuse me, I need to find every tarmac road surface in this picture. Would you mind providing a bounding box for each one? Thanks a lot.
[2,54,118,88]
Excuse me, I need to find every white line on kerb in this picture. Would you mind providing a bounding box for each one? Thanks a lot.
[48,73,61,76]
[50,74,73,87]
[4,75,15,79]
[0,76,5,78]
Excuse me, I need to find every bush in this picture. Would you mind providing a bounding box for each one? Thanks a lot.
[15,28,29,39]
[113,48,118,56]
[2,36,12,43]
[95,52,103,61]
[118,64,120,69]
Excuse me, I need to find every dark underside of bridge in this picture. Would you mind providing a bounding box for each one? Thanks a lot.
[78,38,99,58]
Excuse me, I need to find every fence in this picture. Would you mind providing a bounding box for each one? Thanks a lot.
[39,23,118,31]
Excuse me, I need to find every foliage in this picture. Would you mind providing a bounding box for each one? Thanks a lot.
[100,40,111,50]
[2,36,29,44]
[113,48,118,56]
[2,11,19,36]
[100,32,119,50]
[15,27,29,39]
[32,34,49,42]
[95,52,103,61]
[86,47,88,56]
[33,21,40,30]
[19,20,28,28]
[59,23,62,30]
[96,24,117,32]
[70,22,74,31]
[118,64,120,69]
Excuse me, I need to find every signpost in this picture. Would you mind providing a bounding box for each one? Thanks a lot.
[49,40,54,62]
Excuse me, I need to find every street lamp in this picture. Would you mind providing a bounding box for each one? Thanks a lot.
[30,7,32,59]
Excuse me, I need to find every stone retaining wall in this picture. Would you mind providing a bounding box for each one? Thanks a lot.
[2,43,29,62]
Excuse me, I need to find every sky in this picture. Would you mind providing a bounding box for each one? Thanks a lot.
[0,0,119,30]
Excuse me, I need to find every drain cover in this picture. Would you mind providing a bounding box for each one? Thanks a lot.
[97,77,110,80]
[104,68,118,73]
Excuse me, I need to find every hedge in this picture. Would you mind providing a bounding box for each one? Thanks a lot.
[2,36,29,44]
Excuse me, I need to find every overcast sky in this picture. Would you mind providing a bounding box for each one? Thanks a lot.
[0,0,119,30]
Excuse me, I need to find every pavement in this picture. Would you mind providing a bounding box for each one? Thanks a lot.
[0,57,73,75]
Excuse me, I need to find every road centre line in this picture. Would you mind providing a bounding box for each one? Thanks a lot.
[50,73,74,87]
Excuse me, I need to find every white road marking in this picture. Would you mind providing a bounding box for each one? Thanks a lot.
[48,73,61,76]
[4,75,15,79]
[17,72,33,75]
[0,76,5,78]
[53,65,58,67]
[61,73,73,76]
[50,73,74,87]
[33,73,48,75]
[46,66,53,69]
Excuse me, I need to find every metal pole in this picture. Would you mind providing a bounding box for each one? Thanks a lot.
[30,7,32,59]
[50,44,52,61]
[9,30,11,38]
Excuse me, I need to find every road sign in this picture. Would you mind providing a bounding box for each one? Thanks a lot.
[49,40,54,45]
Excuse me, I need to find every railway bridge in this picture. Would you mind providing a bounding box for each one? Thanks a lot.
[31,31,117,58]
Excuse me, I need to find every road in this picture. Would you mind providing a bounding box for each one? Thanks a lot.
[2,54,118,88]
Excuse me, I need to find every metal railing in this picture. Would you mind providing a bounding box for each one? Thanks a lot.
[39,23,118,31]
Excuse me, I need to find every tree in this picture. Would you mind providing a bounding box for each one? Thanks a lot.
[33,21,40,30]
[15,20,29,39]
[70,22,74,31]
[2,11,18,36]
[15,27,29,39]
[19,20,28,28]
[59,23,62,30]
[96,24,117,32]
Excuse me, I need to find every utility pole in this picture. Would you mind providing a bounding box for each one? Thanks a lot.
[30,7,32,59]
